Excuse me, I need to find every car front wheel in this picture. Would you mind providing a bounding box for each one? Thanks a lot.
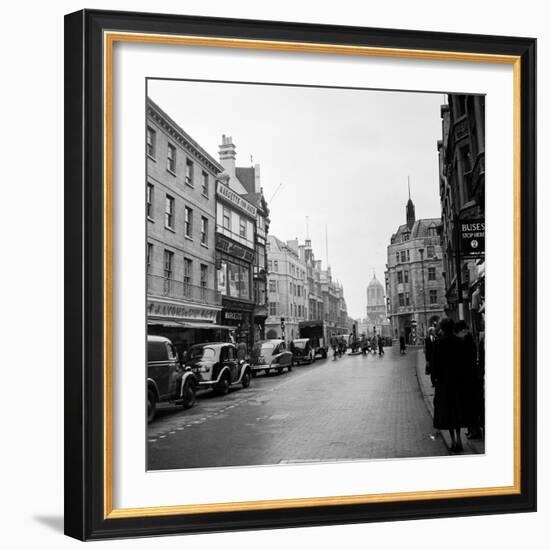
[182,379,196,409]
[215,373,230,396]
[241,369,251,388]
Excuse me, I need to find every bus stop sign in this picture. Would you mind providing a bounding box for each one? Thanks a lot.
[460,219,485,257]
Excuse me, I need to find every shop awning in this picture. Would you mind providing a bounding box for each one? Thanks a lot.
[147,319,183,327]
[177,322,235,330]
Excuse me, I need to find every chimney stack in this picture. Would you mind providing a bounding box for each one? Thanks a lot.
[219,134,236,178]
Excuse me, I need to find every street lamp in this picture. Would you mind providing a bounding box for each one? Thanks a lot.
[418,248,427,339]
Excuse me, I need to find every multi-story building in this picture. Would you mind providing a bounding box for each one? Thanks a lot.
[265,236,308,342]
[233,164,270,343]
[299,239,324,321]
[215,135,259,348]
[437,95,485,331]
[320,265,350,338]
[146,98,223,353]
[385,192,446,343]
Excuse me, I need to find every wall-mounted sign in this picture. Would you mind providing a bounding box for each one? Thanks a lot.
[147,300,218,322]
[225,312,243,320]
[217,181,257,218]
[460,218,485,257]
[216,233,255,263]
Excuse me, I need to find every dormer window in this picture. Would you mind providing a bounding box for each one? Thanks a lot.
[402,232,410,242]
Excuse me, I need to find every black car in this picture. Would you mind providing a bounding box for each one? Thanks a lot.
[290,338,316,364]
[185,342,252,395]
[147,335,197,422]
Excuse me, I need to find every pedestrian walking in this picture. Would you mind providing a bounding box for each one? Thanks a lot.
[236,338,248,362]
[331,336,339,360]
[455,320,483,439]
[399,334,406,354]
[378,336,384,356]
[431,318,470,452]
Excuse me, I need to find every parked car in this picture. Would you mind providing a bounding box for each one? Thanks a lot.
[250,339,293,375]
[185,342,252,395]
[290,338,316,364]
[147,335,197,423]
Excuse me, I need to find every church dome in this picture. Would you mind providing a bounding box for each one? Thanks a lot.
[368,273,384,290]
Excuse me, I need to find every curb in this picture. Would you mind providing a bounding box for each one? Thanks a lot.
[413,350,484,455]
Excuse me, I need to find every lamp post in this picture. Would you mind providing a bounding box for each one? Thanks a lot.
[418,248,427,339]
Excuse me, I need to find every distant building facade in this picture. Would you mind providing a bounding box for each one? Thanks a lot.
[437,95,485,331]
[266,235,350,342]
[299,239,324,322]
[265,235,308,342]
[366,273,388,336]
[146,99,223,351]
[385,193,446,343]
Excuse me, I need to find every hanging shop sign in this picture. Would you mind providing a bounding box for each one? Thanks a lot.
[460,218,485,257]
[217,181,257,217]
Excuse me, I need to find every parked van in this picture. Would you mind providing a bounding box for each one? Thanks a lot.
[147,335,197,422]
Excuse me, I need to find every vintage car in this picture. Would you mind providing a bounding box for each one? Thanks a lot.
[185,342,252,395]
[250,339,293,375]
[147,335,197,423]
[290,338,316,364]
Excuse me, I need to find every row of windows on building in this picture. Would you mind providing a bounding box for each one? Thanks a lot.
[268,302,307,318]
[396,289,439,307]
[147,183,210,245]
[398,227,438,244]
[394,246,436,265]
[395,267,437,284]
[267,259,306,279]
[147,243,209,286]
[147,126,211,196]
[216,205,255,248]
[268,279,306,297]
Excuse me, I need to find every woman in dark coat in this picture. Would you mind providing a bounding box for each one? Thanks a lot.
[455,320,483,438]
[431,317,470,452]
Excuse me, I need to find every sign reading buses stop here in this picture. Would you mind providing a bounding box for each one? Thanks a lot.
[460,218,485,257]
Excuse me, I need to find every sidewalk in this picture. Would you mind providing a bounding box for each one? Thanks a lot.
[414,350,485,455]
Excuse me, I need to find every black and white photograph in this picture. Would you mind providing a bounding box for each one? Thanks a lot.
[145,80,486,471]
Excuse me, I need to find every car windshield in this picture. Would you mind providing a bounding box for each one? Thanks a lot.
[188,346,216,360]
[293,341,307,349]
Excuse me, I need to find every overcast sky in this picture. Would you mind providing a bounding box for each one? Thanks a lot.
[148,79,444,319]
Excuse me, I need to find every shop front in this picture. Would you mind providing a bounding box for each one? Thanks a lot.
[220,299,255,350]
[147,297,228,359]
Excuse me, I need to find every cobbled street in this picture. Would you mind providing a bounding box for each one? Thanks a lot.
[148,347,448,470]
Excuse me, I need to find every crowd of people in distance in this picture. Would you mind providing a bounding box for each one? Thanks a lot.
[330,334,385,360]
[425,317,485,452]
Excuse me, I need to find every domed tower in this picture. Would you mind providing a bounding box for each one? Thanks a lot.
[367,272,387,327]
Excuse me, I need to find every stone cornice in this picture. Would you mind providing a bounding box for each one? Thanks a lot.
[147,99,224,175]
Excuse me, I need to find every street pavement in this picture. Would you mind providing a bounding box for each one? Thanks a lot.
[414,348,485,455]
[147,346,449,470]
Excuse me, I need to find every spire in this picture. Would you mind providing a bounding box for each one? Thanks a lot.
[406,176,416,230]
